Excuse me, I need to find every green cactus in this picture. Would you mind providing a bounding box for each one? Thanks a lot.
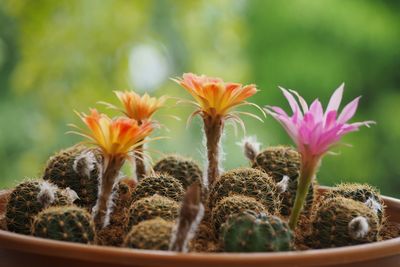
[31,206,95,244]
[208,168,280,214]
[310,197,379,248]
[325,183,385,223]
[153,155,203,189]
[251,146,314,216]
[6,180,75,235]
[43,145,103,208]
[127,194,179,229]
[132,174,184,202]
[221,210,293,252]
[211,195,266,234]
[123,218,174,250]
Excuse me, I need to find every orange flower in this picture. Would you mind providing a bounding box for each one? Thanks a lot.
[173,73,257,117]
[70,109,153,156]
[111,91,166,122]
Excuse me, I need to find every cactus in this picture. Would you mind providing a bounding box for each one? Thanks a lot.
[153,155,202,189]
[244,145,314,216]
[43,145,103,208]
[127,194,179,229]
[31,206,95,244]
[211,195,266,234]
[221,210,293,252]
[208,168,280,214]
[310,197,379,248]
[132,174,184,202]
[6,180,76,235]
[123,218,174,250]
[325,183,385,223]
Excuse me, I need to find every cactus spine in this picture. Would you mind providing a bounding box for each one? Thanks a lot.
[6,180,75,235]
[123,218,174,250]
[132,174,184,202]
[127,194,179,229]
[221,210,293,252]
[310,197,379,248]
[153,155,202,189]
[208,168,280,214]
[32,206,95,244]
[43,145,103,208]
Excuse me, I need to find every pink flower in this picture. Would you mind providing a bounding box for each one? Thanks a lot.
[265,84,375,229]
[265,84,375,158]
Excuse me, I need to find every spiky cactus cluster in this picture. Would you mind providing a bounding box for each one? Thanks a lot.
[325,183,385,223]
[244,144,314,216]
[123,218,174,250]
[127,194,179,229]
[211,195,266,234]
[208,168,280,214]
[6,180,76,235]
[32,206,95,244]
[123,174,184,250]
[309,197,379,248]
[221,210,293,252]
[43,145,103,208]
[153,155,202,189]
[132,174,184,202]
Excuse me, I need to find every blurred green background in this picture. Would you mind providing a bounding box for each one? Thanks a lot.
[0,0,399,197]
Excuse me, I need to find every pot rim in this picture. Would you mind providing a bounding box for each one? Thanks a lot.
[0,188,399,266]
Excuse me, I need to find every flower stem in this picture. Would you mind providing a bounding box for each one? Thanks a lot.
[203,114,224,191]
[134,144,146,180]
[93,155,125,230]
[288,156,320,230]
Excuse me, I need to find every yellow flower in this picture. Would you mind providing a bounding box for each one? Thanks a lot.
[70,109,153,156]
[173,73,257,117]
[112,91,166,122]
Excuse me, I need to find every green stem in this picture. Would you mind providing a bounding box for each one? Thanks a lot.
[288,156,320,230]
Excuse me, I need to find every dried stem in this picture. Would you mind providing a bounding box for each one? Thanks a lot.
[93,154,125,230]
[134,143,146,180]
[170,182,204,252]
[203,114,224,190]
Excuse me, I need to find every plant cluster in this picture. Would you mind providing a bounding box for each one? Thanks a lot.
[4,73,397,253]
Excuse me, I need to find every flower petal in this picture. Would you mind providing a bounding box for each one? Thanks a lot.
[338,96,361,124]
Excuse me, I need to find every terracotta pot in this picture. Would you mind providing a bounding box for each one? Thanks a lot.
[0,188,399,267]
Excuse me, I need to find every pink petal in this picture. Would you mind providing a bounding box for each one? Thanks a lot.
[338,96,361,124]
[326,83,344,113]
[267,106,289,117]
[289,89,308,113]
[309,99,324,123]
[279,86,301,117]
[324,110,337,129]
[271,113,299,144]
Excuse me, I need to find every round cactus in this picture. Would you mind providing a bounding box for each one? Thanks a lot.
[208,168,280,214]
[123,218,174,250]
[211,195,266,234]
[153,155,202,189]
[43,145,103,208]
[127,194,179,229]
[132,174,184,202]
[221,210,293,252]
[6,180,75,235]
[251,146,315,216]
[32,206,95,244]
[325,183,385,223]
[310,197,380,248]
